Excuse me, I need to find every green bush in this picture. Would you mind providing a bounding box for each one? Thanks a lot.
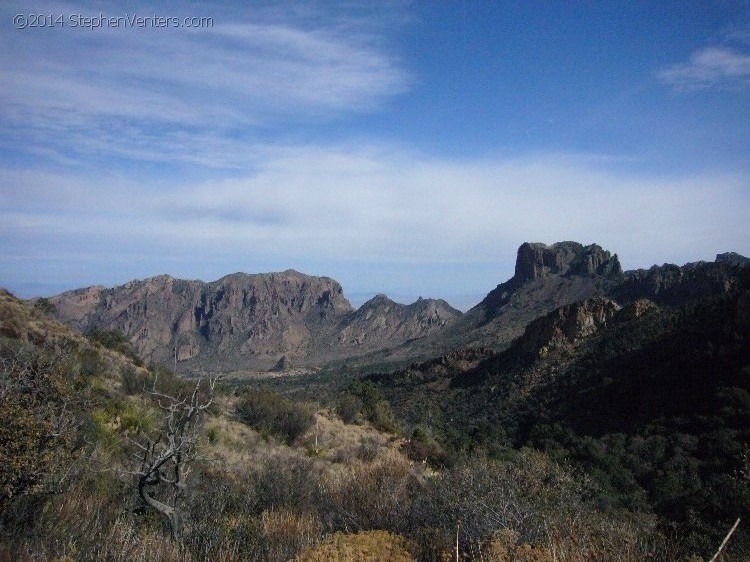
[236,387,315,444]
[86,326,143,365]
[335,393,362,424]
[348,380,398,433]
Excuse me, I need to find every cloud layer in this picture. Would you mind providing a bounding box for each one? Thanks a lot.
[2,147,747,300]
[2,3,748,305]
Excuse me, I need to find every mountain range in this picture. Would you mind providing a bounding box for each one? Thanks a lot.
[45,241,749,373]
[9,240,750,555]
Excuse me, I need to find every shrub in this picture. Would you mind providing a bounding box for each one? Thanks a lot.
[403,426,447,467]
[0,341,83,504]
[335,393,362,424]
[121,365,150,394]
[236,387,315,444]
[86,326,143,365]
[348,381,398,433]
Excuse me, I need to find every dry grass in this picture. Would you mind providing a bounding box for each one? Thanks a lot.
[294,530,414,562]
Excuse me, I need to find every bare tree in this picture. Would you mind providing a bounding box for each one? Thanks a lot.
[129,376,216,541]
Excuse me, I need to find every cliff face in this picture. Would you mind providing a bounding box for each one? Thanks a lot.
[51,270,354,370]
[514,242,622,282]
[46,243,749,373]
[512,297,621,358]
[443,242,624,352]
[612,256,748,306]
[49,271,461,371]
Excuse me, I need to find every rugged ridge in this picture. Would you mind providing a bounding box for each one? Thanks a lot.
[336,295,461,349]
[513,297,621,358]
[441,242,624,352]
[49,270,461,372]
[51,270,353,371]
[45,242,749,373]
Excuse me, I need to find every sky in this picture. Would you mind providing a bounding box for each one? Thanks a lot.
[1,1,749,310]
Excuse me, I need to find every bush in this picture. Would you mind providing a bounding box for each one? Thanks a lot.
[0,341,83,504]
[121,365,150,395]
[403,426,447,467]
[86,326,143,365]
[335,393,362,424]
[236,387,315,444]
[348,381,398,433]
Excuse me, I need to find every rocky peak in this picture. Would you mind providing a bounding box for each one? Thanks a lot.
[613,253,749,306]
[716,252,750,266]
[337,295,462,348]
[514,242,622,283]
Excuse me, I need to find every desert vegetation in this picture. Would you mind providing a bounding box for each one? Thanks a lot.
[1,285,747,560]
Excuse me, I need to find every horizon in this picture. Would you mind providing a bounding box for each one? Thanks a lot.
[2,2,749,305]
[13,240,746,313]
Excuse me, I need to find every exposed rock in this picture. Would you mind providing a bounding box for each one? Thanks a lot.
[51,270,354,371]
[716,252,750,266]
[612,253,749,306]
[617,299,658,321]
[46,243,748,374]
[337,294,461,349]
[50,270,461,372]
[514,242,622,283]
[437,242,624,355]
[513,297,621,358]
[270,355,291,372]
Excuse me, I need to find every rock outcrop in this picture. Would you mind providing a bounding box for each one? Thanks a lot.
[46,243,749,373]
[514,242,622,283]
[51,270,353,371]
[513,297,621,358]
[612,253,749,306]
[438,242,624,353]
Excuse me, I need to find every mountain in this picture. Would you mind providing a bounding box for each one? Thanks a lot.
[411,242,624,356]
[335,294,460,350]
[47,241,748,373]
[48,270,461,372]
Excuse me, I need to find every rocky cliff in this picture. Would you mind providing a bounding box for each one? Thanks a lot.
[49,270,461,372]
[51,270,353,371]
[442,242,624,352]
[611,254,749,306]
[514,242,622,283]
[46,242,749,373]
[513,297,621,358]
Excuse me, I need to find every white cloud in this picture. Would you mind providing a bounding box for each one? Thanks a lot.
[0,2,410,166]
[658,46,750,91]
[2,147,747,297]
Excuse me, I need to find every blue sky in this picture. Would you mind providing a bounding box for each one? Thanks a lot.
[1,1,749,310]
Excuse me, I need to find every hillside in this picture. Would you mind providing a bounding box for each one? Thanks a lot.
[365,258,750,556]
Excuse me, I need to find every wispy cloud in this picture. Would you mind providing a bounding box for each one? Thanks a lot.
[658,46,750,91]
[0,2,410,167]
